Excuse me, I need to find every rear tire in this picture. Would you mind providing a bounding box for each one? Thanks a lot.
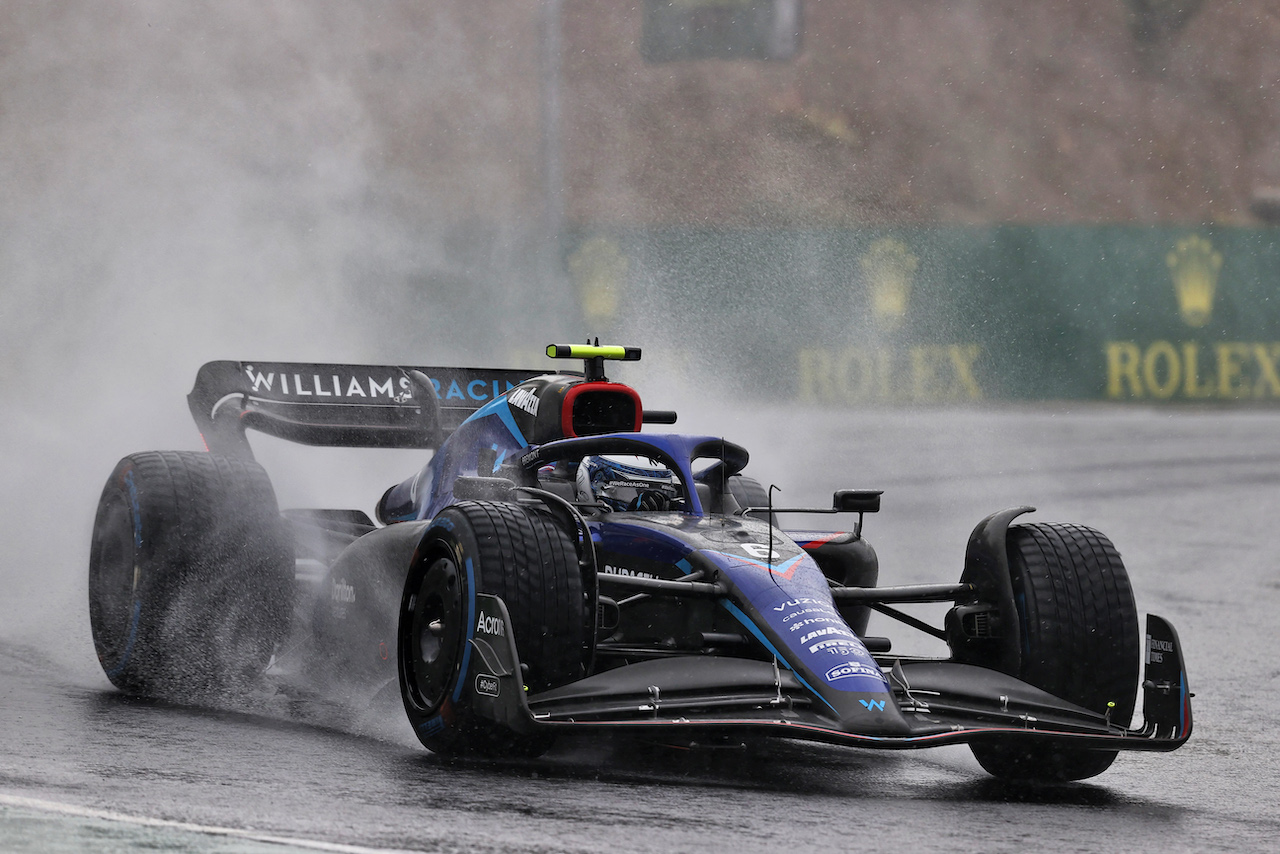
[726,475,768,510]
[727,474,777,526]
[971,523,1139,782]
[398,501,585,756]
[88,451,292,702]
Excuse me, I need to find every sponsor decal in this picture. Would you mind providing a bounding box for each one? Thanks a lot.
[429,377,522,402]
[475,674,500,697]
[601,564,657,580]
[1146,635,1175,664]
[568,235,627,324]
[740,543,780,560]
[1168,234,1222,328]
[331,580,356,604]
[859,699,887,712]
[714,553,889,695]
[773,598,825,612]
[789,617,842,632]
[476,611,506,637]
[798,344,984,403]
[782,607,830,623]
[825,663,883,682]
[419,717,446,737]
[861,237,917,332]
[244,366,414,402]
[507,386,541,417]
[1105,341,1280,400]
[1105,237,1280,401]
[799,626,855,645]
[808,638,861,654]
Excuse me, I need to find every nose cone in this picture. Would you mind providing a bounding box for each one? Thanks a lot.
[831,692,913,735]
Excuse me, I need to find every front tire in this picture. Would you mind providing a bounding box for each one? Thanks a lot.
[88,451,292,701]
[971,522,1139,782]
[398,501,585,756]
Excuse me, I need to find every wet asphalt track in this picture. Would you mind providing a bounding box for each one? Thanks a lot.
[3,405,1279,853]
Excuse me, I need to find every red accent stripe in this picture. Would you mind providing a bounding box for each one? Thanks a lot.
[561,381,643,437]
[796,533,842,549]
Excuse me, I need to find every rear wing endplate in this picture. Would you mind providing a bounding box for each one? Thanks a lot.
[188,360,546,458]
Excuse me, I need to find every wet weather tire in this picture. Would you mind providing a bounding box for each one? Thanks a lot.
[398,501,585,757]
[971,523,1139,782]
[726,475,769,511]
[727,475,777,526]
[88,451,292,701]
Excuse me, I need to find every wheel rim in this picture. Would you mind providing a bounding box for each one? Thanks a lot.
[89,493,138,662]
[404,554,465,713]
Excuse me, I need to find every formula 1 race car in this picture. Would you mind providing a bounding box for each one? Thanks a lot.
[88,344,1192,782]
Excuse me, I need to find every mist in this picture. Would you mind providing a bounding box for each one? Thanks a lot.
[3,1,1276,688]
[1,6,1277,849]
[0,3,572,677]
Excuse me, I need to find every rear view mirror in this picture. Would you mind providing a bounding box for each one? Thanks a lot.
[833,490,882,514]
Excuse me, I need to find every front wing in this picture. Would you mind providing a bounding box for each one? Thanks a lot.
[462,595,1191,753]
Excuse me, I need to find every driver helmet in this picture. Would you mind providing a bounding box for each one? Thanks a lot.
[575,455,680,511]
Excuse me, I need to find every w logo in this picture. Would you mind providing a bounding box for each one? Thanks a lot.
[859,699,886,712]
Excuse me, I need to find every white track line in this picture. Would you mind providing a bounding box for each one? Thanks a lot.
[0,793,426,854]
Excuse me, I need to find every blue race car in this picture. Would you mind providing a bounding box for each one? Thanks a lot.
[88,344,1192,781]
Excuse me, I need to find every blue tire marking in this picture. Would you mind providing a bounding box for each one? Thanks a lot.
[1180,672,1189,737]
[124,470,141,549]
[107,469,144,679]
[451,556,477,703]
[105,599,142,679]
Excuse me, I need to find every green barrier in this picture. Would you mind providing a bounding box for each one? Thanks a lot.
[564,226,1280,403]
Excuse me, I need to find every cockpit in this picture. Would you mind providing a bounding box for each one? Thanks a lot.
[525,433,752,518]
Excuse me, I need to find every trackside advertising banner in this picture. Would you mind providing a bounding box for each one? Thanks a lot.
[563,226,1280,403]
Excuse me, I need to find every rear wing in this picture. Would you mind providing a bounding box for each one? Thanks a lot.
[188,360,548,458]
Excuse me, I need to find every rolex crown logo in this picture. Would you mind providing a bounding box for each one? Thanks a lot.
[1167,234,1222,328]
[568,236,628,324]
[860,238,917,331]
